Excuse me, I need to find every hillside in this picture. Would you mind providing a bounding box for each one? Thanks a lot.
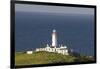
[15,51,94,66]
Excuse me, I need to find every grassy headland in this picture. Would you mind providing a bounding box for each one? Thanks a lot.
[15,51,95,66]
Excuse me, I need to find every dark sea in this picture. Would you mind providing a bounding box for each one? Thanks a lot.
[15,11,94,56]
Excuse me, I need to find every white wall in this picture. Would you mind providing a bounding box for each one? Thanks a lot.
[0,0,99,69]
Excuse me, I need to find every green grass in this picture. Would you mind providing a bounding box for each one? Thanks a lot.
[15,51,94,66]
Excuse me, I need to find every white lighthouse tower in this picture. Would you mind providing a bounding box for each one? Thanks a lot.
[52,29,57,47]
[35,29,69,55]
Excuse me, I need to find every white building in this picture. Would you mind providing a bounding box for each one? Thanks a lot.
[35,29,69,55]
[26,51,33,54]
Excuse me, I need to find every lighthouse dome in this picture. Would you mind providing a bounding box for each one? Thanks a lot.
[53,29,56,32]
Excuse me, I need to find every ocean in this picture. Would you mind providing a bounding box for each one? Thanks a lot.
[15,11,94,56]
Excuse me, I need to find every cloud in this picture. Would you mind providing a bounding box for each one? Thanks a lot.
[15,4,94,15]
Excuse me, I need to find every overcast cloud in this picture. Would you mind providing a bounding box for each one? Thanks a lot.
[15,4,94,15]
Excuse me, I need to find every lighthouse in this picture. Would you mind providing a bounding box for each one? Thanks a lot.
[35,29,69,55]
[52,29,57,47]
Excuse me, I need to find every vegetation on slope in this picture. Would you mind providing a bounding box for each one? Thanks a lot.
[15,51,95,66]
